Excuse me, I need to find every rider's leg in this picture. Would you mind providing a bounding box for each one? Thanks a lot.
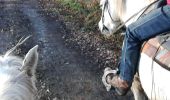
[109,5,170,95]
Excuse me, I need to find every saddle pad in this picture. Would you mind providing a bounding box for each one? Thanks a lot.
[157,32,170,50]
[142,36,170,71]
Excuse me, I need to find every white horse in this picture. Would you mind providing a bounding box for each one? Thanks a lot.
[99,0,170,100]
[0,38,38,100]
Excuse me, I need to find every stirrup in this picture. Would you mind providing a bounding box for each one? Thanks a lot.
[102,67,118,91]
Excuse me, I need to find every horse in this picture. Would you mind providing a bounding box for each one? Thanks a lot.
[0,38,38,100]
[99,0,170,100]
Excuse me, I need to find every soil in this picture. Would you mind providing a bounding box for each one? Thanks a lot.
[0,0,134,100]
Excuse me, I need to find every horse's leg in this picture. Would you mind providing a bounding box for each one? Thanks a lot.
[131,74,148,100]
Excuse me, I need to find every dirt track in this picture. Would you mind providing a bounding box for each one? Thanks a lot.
[0,0,133,100]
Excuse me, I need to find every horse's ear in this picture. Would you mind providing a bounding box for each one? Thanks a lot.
[21,45,38,77]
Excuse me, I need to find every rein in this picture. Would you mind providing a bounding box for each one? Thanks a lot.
[5,35,31,57]
[102,0,159,34]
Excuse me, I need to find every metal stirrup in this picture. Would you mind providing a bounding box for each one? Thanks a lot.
[102,67,118,91]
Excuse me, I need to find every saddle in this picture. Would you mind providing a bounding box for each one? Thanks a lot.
[142,32,170,71]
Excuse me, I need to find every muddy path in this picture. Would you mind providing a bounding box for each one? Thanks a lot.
[0,0,133,100]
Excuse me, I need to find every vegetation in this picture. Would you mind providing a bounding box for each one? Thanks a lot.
[56,0,101,32]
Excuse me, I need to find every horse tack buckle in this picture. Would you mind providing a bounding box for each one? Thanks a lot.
[102,67,118,91]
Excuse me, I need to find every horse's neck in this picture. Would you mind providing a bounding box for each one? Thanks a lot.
[121,0,155,26]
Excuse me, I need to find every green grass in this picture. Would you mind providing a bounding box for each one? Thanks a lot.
[58,0,84,13]
[57,0,101,32]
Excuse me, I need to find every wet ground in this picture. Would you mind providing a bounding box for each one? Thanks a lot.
[0,0,133,100]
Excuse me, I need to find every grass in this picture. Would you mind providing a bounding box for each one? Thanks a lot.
[57,0,101,32]
[58,0,83,12]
